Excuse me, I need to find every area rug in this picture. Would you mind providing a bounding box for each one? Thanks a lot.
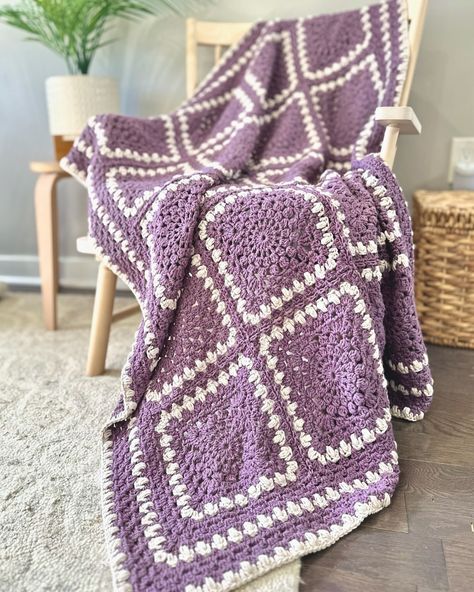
[0,293,134,592]
[0,292,300,592]
[62,0,433,590]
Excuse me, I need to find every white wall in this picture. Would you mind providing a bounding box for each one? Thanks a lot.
[0,0,473,287]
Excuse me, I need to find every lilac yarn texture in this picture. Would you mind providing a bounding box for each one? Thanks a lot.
[62,1,433,590]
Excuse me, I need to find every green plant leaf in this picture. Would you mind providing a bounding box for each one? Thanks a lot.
[0,0,215,74]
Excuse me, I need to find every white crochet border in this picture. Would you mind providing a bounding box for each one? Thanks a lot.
[185,492,391,592]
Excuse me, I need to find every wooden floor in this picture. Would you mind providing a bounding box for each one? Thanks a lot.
[301,345,474,592]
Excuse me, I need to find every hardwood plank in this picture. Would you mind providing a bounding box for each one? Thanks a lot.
[300,528,448,591]
[426,344,474,377]
[364,486,408,533]
[398,459,474,540]
[443,538,474,592]
[394,425,474,466]
[300,564,417,592]
[393,345,474,466]
[398,458,474,500]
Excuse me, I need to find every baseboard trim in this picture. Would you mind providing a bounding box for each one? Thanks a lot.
[0,254,128,291]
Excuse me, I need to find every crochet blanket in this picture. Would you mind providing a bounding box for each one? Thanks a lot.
[62,1,433,590]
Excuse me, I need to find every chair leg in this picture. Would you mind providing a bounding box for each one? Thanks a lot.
[34,173,60,330]
[86,262,117,376]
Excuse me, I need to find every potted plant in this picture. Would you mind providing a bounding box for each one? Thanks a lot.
[0,0,206,139]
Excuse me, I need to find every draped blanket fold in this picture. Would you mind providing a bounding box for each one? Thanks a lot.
[62,1,433,590]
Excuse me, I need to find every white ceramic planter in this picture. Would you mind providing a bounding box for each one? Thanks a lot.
[45,75,119,137]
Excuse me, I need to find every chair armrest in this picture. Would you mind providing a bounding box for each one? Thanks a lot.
[377,106,422,169]
[375,106,421,135]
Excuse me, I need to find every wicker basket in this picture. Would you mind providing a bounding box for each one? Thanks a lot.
[413,190,474,348]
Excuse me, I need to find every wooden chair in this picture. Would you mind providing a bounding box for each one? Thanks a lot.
[78,0,428,376]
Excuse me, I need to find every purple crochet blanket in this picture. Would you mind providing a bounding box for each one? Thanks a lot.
[62,1,433,590]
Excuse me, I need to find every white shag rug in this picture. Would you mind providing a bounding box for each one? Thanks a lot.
[0,291,300,592]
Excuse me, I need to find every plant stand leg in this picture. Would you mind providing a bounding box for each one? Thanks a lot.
[86,262,117,376]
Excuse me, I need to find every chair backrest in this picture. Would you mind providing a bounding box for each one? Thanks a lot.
[400,0,428,105]
[185,0,428,103]
[186,19,252,98]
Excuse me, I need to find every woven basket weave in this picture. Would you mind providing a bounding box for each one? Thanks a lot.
[413,190,474,348]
